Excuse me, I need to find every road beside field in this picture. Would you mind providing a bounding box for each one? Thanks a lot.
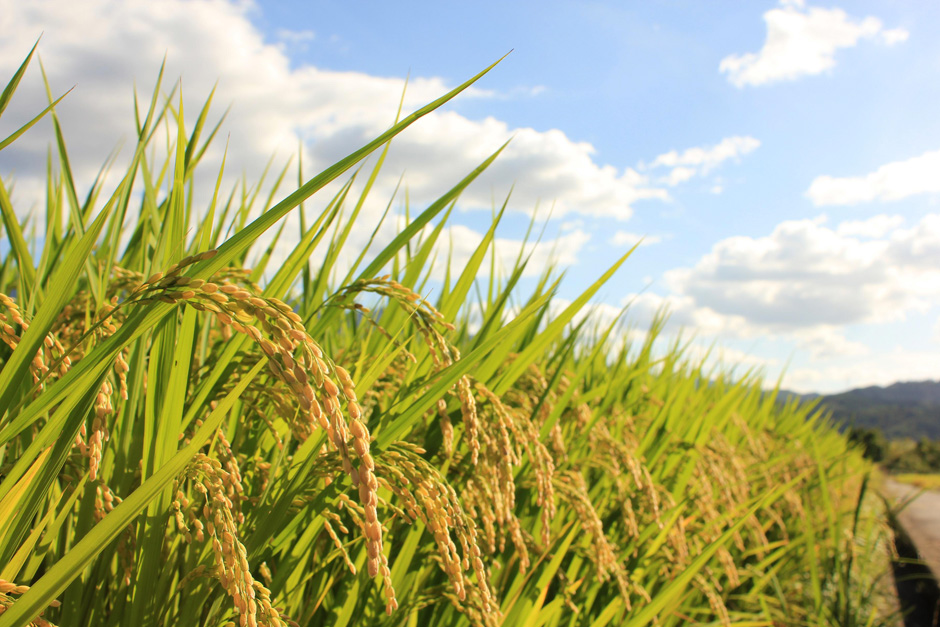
[883,478,940,627]
[885,479,940,581]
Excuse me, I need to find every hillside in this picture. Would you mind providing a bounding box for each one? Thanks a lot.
[791,381,940,440]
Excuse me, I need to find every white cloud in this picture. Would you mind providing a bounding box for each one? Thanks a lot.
[452,126,668,219]
[396,221,592,285]
[835,214,904,238]
[783,348,940,394]
[807,150,940,206]
[646,136,760,187]
[662,166,696,187]
[467,295,632,351]
[621,214,940,367]
[880,28,909,46]
[682,343,780,373]
[790,326,869,359]
[276,28,315,47]
[663,214,940,330]
[614,290,782,375]
[616,279,926,395]
[0,0,667,238]
[454,225,591,279]
[887,213,940,270]
[609,231,662,247]
[547,298,628,333]
[720,2,908,87]
[621,291,749,341]
[650,136,760,171]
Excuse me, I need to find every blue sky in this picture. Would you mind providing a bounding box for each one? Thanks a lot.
[1,0,938,392]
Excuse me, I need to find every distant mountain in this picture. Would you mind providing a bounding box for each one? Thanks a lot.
[784,381,940,440]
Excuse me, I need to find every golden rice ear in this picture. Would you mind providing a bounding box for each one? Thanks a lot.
[0,292,72,388]
[376,444,499,622]
[173,454,290,627]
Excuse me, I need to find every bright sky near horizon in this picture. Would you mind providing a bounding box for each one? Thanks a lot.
[0,0,938,394]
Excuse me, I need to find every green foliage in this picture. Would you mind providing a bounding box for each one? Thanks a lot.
[884,438,940,473]
[847,427,887,462]
[0,45,894,627]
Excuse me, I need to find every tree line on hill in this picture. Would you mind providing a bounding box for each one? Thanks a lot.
[779,380,940,440]
[783,380,940,472]
[819,380,940,440]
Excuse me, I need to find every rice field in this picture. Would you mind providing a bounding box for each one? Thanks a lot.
[0,45,896,627]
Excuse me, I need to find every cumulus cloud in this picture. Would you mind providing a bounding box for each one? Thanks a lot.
[886,213,940,269]
[835,214,904,238]
[720,1,908,87]
[613,211,940,395]
[650,136,761,170]
[621,291,750,340]
[683,343,780,372]
[645,136,760,187]
[663,214,940,329]
[616,291,782,376]
[276,28,315,48]
[452,125,667,218]
[618,282,906,394]
[662,166,696,187]
[783,348,939,394]
[652,214,940,344]
[434,224,592,280]
[0,0,667,241]
[807,150,940,206]
[880,28,910,46]
[621,214,940,370]
[462,295,631,347]
[546,298,629,333]
[790,326,869,359]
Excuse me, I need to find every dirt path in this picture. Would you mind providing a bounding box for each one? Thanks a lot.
[885,479,940,581]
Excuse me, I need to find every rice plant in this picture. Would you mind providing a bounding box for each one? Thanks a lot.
[0,44,895,627]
